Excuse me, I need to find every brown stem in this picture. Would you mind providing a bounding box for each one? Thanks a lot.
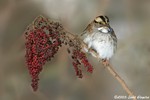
[106,64,136,100]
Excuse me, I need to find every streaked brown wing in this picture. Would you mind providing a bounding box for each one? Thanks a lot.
[81,23,93,36]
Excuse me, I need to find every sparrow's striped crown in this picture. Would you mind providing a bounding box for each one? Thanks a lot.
[94,16,109,25]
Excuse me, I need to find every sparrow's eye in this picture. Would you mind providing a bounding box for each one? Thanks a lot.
[105,16,109,23]
[99,22,102,24]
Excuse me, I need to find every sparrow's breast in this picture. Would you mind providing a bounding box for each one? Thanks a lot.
[92,32,116,59]
[83,32,117,60]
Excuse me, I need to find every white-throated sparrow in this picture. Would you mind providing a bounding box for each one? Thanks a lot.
[81,15,117,65]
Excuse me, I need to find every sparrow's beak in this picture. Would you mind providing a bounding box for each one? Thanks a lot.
[98,27,112,33]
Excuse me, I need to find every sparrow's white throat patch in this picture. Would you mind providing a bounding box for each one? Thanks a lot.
[98,27,109,33]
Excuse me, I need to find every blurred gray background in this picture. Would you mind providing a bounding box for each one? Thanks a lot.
[0,0,150,100]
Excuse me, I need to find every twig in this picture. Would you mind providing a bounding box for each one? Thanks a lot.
[106,64,135,97]
[63,29,137,100]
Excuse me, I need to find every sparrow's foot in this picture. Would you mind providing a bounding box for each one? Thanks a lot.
[102,59,109,66]
[89,48,97,57]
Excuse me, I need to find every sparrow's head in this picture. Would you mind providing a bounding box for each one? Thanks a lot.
[92,15,112,33]
[94,15,109,25]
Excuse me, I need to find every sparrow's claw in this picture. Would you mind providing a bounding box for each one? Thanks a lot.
[102,59,109,66]
[89,48,98,57]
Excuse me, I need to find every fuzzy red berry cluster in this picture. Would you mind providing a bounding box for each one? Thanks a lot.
[24,16,93,91]
[72,49,93,78]
[25,16,62,91]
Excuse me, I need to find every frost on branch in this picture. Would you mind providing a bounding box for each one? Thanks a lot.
[24,15,93,91]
